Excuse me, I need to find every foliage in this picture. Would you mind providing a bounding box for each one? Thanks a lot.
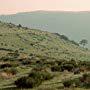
[15,68,53,88]
[79,39,88,47]
[63,79,73,88]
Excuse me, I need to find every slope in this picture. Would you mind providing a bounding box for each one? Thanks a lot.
[0,21,90,61]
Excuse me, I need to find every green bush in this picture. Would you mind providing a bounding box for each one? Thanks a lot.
[63,79,73,88]
[15,69,53,88]
[29,70,53,81]
[15,76,41,88]
[3,68,17,75]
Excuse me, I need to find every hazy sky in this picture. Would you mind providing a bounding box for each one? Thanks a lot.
[0,0,90,14]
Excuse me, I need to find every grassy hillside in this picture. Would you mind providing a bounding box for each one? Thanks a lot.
[0,11,90,48]
[0,21,90,90]
[0,21,90,61]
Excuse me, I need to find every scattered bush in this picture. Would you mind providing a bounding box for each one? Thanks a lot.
[29,70,53,81]
[15,76,41,88]
[51,65,61,72]
[3,68,17,75]
[0,63,12,69]
[15,69,53,88]
[63,79,72,88]
[61,63,74,72]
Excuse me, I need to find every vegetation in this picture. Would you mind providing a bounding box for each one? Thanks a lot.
[15,68,53,88]
[79,39,88,47]
[0,21,89,90]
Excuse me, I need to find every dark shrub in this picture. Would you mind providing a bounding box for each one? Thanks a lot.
[15,69,53,88]
[61,63,74,72]
[60,35,69,41]
[17,24,22,28]
[15,76,28,88]
[22,60,31,65]
[51,65,61,72]
[15,76,41,88]
[25,77,41,88]
[0,63,12,69]
[63,79,72,88]
[70,40,79,46]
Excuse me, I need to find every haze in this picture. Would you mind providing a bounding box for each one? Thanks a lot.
[0,0,90,14]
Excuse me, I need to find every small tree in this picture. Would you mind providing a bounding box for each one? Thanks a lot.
[79,39,88,48]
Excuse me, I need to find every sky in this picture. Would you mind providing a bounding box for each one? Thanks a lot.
[0,0,90,14]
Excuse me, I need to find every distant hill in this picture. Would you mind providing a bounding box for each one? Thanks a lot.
[0,11,90,48]
[0,21,90,61]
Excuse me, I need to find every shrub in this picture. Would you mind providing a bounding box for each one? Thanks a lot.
[72,78,82,87]
[15,76,41,88]
[51,65,61,72]
[0,63,12,69]
[60,35,69,41]
[29,70,53,81]
[70,40,79,46]
[15,69,53,88]
[15,76,28,88]
[63,79,72,88]
[21,60,31,65]
[3,68,17,75]
[61,63,74,72]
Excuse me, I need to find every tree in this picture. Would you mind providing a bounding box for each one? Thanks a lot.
[79,39,88,47]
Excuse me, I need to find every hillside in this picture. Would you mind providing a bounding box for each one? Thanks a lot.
[0,21,90,61]
[0,22,90,90]
[0,11,90,48]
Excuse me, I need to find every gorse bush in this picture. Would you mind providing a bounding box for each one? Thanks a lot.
[51,59,78,72]
[0,63,12,69]
[62,73,90,88]
[15,68,53,88]
[63,79,73,88]
[15,76,41,88]
[29,70,53,81]
[51,65,61,72]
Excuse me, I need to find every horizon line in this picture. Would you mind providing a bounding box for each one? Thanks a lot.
[1,10,90,15]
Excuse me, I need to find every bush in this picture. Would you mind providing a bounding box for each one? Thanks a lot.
[15,76,41,88]
[61,63,74,72]
[63,79,72,88]
[60,35,69,41]
[15,76,28,88]
[74,73,90,88]
[0,63,12,69]
[21,60,31,65]
[29,70,53,81]
[72,78,82,87]
[51,65,61,72]
[15,69,53,88]
[3,68,17,75]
